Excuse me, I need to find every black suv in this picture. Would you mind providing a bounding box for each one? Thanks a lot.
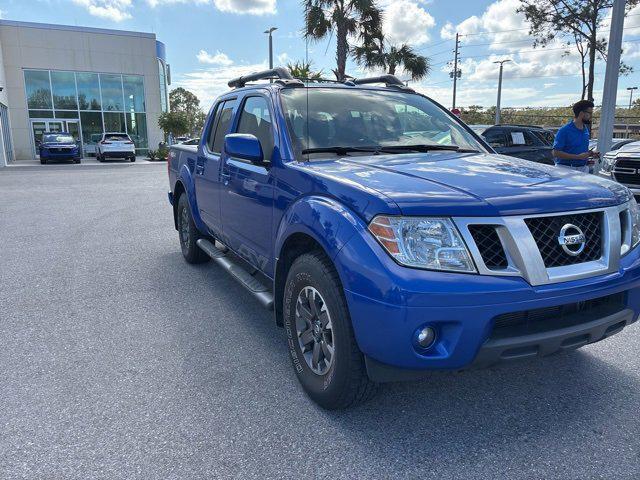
[470,124,554,165]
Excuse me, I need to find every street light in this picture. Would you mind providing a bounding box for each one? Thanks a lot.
[494,59,511,125]
[264,27,277,70]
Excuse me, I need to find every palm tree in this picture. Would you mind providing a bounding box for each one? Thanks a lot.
[353,39,430,81]
[303,0,383,82]
[287,60,324,80]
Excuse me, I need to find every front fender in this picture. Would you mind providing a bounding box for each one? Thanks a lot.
[274,195,368,264]
[177,164,208,234]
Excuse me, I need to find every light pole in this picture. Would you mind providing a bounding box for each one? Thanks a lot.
[494,59,511,125]
[264,27,277,70]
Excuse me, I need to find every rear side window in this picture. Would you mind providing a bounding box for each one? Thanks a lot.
[236,96,274,161]
[483,129,508,148]
[208,100,236,153]
[206,103,223,152]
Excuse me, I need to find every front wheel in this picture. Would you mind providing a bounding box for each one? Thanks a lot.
[176,194,209,264]
[130,156,136,162]
[283,252,378,409]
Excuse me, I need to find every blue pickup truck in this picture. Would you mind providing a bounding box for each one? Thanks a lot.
[168,69,640,409]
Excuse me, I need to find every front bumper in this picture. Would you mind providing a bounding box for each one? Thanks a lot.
[40,149,81,160]
[336,226,640,377]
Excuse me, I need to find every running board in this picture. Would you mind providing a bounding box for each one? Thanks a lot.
[196,239,274,310]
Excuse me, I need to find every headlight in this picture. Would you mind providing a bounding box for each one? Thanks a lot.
[368,216,476,272]
[630,197,640,249]
[601,155,616,173]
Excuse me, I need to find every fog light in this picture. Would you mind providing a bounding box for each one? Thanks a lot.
[415,326,436,349]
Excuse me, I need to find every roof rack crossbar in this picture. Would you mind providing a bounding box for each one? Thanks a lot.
[352,74,405,87]
[228,68,300,88]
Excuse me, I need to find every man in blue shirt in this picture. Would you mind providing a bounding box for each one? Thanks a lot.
[552,100,598,173]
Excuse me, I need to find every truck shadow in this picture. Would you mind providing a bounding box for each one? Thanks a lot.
[152,251,639,465]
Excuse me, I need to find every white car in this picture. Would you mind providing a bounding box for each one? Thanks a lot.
[96,132,136,162]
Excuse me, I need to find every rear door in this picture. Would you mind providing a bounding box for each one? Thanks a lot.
[219,94,276,271]
[482,128,509,154]
[194,98,236,237]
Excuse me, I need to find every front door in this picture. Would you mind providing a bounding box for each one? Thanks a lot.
[220,95,275,273]
[30,120,64,158]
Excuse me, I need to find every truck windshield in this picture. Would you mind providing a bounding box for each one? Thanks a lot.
[280,88,485,157]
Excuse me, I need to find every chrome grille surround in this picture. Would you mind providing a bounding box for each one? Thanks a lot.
[454,202,633,286]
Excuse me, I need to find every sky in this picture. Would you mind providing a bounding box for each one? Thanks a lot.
[2,0,640,111]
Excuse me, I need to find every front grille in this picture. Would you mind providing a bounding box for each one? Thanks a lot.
[469,224,508,269]
[525,212,602,268]
[613,158,640,186]
[491,292,626,339]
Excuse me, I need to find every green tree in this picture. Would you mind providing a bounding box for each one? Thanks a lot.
[517,0,638,101]
[303,0,383,81]
[353,41,430,80]
[287,60,324,79]
[158,111,190,138]
[168,87,204,136]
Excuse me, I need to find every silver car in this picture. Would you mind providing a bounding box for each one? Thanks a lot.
[600,141,640,198]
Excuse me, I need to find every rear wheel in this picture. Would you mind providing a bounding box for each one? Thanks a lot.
[283,252,378,409]
[177,194,209,264]
[130,156,136,162]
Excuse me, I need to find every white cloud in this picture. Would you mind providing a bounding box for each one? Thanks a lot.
[197,49,234,66]
[213,0,275,15]
[276,52,289,65]
[72,0,132,21]
[383,0,435,46]
[173,62,268,108]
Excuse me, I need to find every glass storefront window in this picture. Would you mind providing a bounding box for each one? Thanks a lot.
[29,110,54,118]
[76,73,101,110]
[123,75,145,113]
[50,71,78,110]
[100,74,124,111]
[55,111,79,119]
[126,112,148,149]
[80,111,103,148]
[104,112,126,132]
[24,70,52,109]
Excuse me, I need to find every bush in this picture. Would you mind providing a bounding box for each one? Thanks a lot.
[147,149,158,161]
[157,145,169,160]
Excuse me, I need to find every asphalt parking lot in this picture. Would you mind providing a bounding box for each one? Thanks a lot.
[2,163,640,479]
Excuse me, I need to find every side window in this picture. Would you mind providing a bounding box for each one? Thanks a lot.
[508,130,530,146]
[483,129,508,148]
[206,102,223,152]
[236,96,274,161]
[211,100,236,153]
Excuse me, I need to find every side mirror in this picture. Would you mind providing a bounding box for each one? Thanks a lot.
[224,133,264,165]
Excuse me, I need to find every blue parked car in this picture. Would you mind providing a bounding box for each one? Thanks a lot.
[39,132,81,164]
[168,69,640,409]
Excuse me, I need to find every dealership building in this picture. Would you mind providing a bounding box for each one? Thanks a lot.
[0,20,170,165]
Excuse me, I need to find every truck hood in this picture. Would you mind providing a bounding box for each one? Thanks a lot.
[301,152,630,217]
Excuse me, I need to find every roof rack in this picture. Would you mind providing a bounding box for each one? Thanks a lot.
[352,74,414,91]
[228,68,303,88]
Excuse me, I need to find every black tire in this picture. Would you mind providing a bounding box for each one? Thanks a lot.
[40,158,46,165]
[97,153,104,162]
[130,156,136,162]
[176,193,209,264]
[283,251,378,409]
[74,158,81,164]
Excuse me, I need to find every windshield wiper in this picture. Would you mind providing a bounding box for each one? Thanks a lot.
[301,146,378,156]
[375,144,480,154]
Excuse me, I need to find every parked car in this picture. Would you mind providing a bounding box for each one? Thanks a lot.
[599,141,640,199]
[38,132,81,164]
[169,69,640,409]
[469,124,554,164]
[181,138,200,146]
[96,132,136,162]
[589,138,636,152]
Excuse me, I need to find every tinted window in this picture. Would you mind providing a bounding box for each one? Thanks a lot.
[211,101,236,153]
[236,96,273,161]
[483,129,508,148]
[50,71,78,110]
[24,70,52,109]
[281,88,483,154]
[100,74,124,111]
[206,102,223,152]
[77,73,101,110]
